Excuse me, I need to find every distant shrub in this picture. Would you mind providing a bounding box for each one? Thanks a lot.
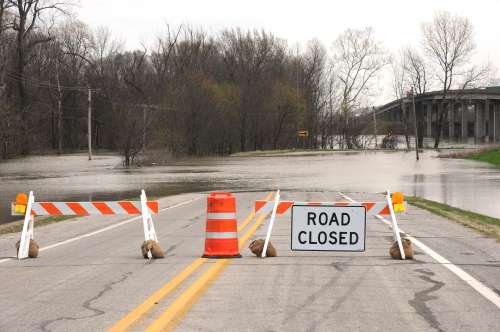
[381,135,398,149]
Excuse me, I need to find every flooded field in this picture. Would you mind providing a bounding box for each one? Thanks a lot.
[1,150,499,224]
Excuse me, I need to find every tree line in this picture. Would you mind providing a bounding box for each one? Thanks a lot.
[0,1,493,164]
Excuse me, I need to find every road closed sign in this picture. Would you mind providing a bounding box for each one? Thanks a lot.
[291,205,366,251]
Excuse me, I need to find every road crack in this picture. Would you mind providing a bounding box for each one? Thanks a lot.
[409,269,445,332]
[39,272,132,332]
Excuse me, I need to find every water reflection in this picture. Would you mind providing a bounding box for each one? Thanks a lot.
[0,150,499,224]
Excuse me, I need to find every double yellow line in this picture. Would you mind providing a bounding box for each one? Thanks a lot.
[109,192,274,332]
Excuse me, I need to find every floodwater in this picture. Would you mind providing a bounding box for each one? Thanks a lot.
[1,150,499,224]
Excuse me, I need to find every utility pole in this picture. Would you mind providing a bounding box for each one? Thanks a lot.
[373,107,377,148]
[88,87,92,160]
[410,88,419,161]
[142,105,147,152]
[56,62,63,154]
[296,43,299,98]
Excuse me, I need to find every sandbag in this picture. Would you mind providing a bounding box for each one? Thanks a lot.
[141,240,165,259]
[389,238,414,260]
[16,239,39,258]
[248,239,277,257]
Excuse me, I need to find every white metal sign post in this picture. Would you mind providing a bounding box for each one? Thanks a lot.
[261,189,280,258]
[140,189,158,259]
[291,205,366,251]
[386,190,405,260]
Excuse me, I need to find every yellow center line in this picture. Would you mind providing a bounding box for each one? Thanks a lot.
[108,258,207,332]
[107,192,272,332]
[237,191,272,233]
[145,211,271,332]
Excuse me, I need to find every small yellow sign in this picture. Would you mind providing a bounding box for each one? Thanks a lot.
[391,192,405,212]
[393,203,406,213]
[11,202,26,215]
[297,130,309,138]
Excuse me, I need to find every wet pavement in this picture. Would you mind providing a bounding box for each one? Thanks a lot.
[1,150,500,224]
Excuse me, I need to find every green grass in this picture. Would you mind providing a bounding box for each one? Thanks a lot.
[442,147,500,167]
[466,149,500,166]
[407,196,500,241]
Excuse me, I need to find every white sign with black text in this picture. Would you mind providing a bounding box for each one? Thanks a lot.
[291,205,366,251]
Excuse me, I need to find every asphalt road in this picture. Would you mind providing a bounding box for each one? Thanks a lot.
[0,191,499,331]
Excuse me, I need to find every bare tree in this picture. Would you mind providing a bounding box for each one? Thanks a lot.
[391,51,412,149]
[8,0,73,153]
[151,24,182,88]
[0,0,11,30]
[301,39,327,148]
[333,27,389,149]
[403,47,429,148]
[0,0,14,90]
[219,29,277,151]
[422,11,475,148]
[0,1,15,158]
[321,63,341,149]
[458,63,493,89]
[404,47,429,94]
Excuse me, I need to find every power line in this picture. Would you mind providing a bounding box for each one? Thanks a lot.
[111,101,172,111]
[5,72,100,92]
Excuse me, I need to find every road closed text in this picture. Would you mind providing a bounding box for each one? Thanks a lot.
[291,205,366,251]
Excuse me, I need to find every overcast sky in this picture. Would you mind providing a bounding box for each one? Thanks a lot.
[77,0,500,104]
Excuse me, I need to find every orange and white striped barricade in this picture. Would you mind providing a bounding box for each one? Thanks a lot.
[202,192,241,258]
[11,190,159,259]
[255,192,408,259]
[340,190,407,259]
[255,198,406,217]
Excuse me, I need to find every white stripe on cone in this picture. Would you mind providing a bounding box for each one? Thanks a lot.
[205,232,238,239]
[206,213,236,220]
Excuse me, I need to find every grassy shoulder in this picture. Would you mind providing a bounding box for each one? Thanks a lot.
[441,147,500,167]
[466,149,500,166]
[407,196,500,241]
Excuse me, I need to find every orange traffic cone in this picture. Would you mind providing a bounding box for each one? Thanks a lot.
[202,192,241,258]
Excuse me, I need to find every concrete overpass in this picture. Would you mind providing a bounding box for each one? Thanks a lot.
[375,87,500,143]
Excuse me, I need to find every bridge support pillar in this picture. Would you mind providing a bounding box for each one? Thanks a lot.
[426,103,432,137]
[485,99,491,142]
[448,103,454,140]
[475,102,485,143]
[437,101,443,139]
[461,102,468,141]
[494,102,499,143]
